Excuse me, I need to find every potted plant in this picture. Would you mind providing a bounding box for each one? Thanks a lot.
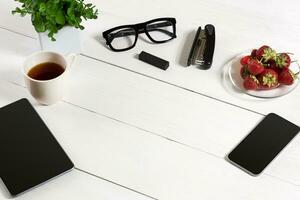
[12,0,98,54]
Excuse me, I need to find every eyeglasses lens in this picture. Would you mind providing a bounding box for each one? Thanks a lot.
[146,20,174,42]
[109,27,136,50]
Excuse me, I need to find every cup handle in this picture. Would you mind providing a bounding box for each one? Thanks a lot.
[65,53,77,68]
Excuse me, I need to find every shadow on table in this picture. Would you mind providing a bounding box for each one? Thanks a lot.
[0,178,11,199]
[93,34,110,51]
[0,68,23,86]
[0,78,43,108]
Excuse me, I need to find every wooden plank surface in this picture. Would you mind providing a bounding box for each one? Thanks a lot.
[65,55,300,187]
[1,26,300,188]
[1,0,300,199]
[78,0,300,124]
[1,170,153,200]
[2,0,300,125]
[0,79,300,199]
[0,0,35,38]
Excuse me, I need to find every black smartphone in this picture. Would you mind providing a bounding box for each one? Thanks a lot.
[227,113,299,176]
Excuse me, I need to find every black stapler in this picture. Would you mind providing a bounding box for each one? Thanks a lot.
[187,24,215,69]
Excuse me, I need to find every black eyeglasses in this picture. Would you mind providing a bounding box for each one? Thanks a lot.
[102,18,177,52]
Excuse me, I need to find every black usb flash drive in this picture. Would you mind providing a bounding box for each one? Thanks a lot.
[138,51,169,70]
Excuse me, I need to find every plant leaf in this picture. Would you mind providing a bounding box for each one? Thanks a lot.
[12,0,99,40]
[55,10,65,25]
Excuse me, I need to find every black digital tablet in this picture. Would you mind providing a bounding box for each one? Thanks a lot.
[227,113,299,176]
[0,99,74,196]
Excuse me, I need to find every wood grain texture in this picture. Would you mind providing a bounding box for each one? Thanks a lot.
[0,27,300,191]
[2,0,300,124]
[0,0,35,38]
[1,0,300,199]
[0,80,300,200]
[0,170,152,200]
[78,0,300,125]
[65,55,300,187]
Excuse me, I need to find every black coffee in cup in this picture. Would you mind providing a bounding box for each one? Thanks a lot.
[27,62,65,81]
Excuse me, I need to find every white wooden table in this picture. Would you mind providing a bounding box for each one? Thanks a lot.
[1,0,300,199]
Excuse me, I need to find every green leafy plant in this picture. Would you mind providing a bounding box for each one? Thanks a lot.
[12,0,98,41]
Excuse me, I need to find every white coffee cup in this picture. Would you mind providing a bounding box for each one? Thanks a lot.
[23,51,76,105]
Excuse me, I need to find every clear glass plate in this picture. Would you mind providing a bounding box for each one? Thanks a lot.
[227,52,300,98]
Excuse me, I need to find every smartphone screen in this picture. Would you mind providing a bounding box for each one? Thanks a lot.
[228,113,299,176]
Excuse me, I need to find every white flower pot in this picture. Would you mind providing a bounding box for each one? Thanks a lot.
[38,26,81,55]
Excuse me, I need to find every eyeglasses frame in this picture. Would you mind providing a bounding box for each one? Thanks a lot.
[102,17,177,52]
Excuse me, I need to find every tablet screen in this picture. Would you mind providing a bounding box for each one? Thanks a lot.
[0,99,74,196]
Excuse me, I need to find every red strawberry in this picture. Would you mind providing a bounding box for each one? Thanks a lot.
[251,49,257,58]
[267,60,283,74]
[247,59,264,75]
[256,45,277,62]
[256,45,270,59]
[243,75,259,90]
[240,55,251,65]
[258,69,279,89]
[240,65,250,79]
[275,53,291,68]
[278,68,298,85]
